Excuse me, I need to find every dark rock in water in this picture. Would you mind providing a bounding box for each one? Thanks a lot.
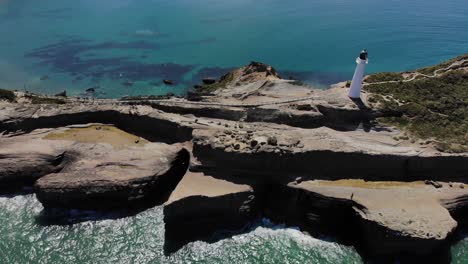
[193,85,203,89]
[35,146,190,210]
[40,75,49,81]
[85,86,99,93]
[166,92,175,97]
[123,80,134,87]
[54,90,67,97]
[163,80,174,85]
[202,78,216,85]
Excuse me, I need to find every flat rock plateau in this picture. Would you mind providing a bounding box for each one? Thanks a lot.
[1,59,467,262]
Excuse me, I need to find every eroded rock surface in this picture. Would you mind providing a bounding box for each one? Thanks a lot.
[0,140,69,192]
[0,60,467,260]
[35,143,189,210]
[163,171,260,253]
[288,180,468,256]
[192,126,467,182]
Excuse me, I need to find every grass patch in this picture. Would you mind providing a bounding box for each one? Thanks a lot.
[31,96,66,104]
[365,72,404,83]
[366,70,468,153]
[196,72,235,94]
[0,88,15,102]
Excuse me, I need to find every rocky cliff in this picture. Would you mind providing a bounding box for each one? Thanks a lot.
[0,57,467,262]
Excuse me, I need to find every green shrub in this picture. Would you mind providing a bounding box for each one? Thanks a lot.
[366,72,404,83]
[0,88,15,102]
[366,70,468,153]
[197,72,235,94]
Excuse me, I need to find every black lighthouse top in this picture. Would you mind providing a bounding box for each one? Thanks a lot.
[359,49,368,60]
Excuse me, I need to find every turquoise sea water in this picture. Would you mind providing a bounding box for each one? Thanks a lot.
[1,195,468,263]
[0,0,467,98]
[0,195,364,264]
[1,1,468,263]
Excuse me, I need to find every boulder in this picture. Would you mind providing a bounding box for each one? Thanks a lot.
[0,141,70,193]
[35,144,190,210]
[163,172,260,254]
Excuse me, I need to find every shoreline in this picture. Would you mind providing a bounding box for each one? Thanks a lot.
[1,59,467,262]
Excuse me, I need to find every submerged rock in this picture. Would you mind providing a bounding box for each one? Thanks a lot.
[122,80,134,87]
[163,80,174,85]
[85,86,99,93]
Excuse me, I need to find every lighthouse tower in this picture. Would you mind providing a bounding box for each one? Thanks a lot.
[348,49,368,99]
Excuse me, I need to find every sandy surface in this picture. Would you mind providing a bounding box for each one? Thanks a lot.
[43,124,148,148]
[166,171,252,204]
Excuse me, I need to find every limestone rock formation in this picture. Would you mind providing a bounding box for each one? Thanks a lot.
[287,180,468,256]
[0,140,69,193]
[35,144,190,210]
[0,58,467,261]
[192,126,467,182]
[163,172,260,253]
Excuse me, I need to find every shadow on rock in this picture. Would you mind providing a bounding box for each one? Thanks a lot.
[163,190,262,255]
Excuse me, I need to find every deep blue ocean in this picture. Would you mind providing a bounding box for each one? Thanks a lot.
[1,0,468,263]
[0,0,467,98]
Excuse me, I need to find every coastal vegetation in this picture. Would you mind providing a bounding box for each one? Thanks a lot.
[366,70,468,153]
[30,96,66,104]
[417,54,468,75]
[0,88,15,102]
[196,72,235,94]
[365,72,404,83]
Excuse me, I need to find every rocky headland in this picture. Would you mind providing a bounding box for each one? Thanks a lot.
[1,57,467,262]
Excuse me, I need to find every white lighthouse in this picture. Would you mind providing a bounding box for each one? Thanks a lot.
[348,49,368,99]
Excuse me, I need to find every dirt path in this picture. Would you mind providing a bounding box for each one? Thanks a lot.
[364,59,468,85]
